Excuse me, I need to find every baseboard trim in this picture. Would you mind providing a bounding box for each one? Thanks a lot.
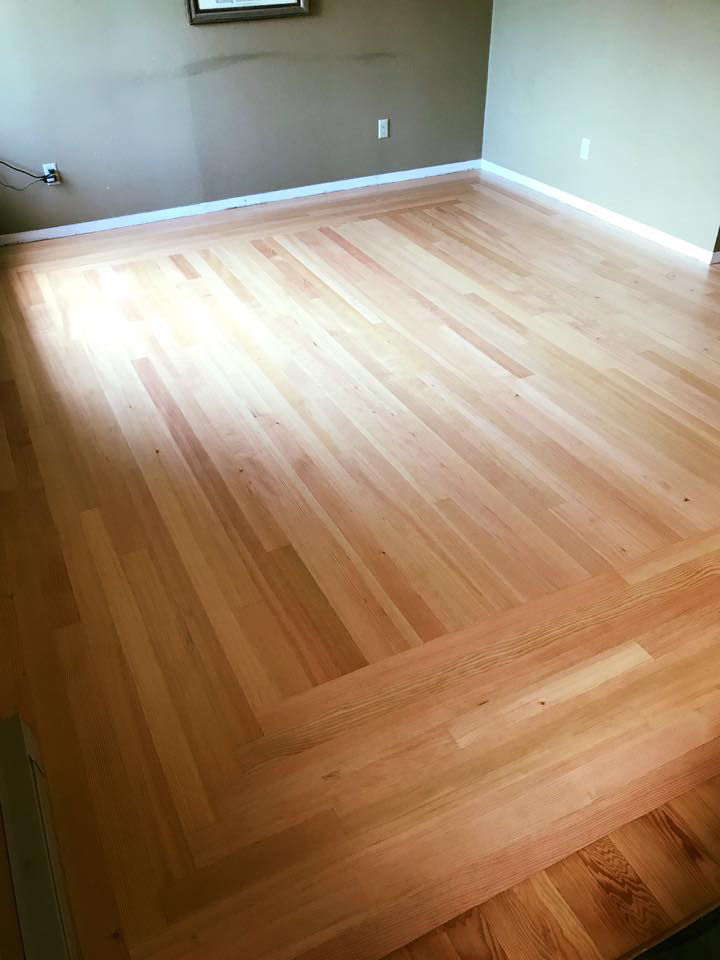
[0,159,482,247]
[479,159,716,265]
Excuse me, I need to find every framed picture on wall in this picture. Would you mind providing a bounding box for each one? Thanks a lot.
[187,0,310,24]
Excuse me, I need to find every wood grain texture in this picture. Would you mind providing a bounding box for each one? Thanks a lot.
[1,169,720,960]
[385,778,720,960]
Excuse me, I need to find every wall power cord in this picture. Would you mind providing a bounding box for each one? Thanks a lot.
[0,159,59,191]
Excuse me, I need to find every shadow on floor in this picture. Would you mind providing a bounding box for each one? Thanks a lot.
[642,908,720,958]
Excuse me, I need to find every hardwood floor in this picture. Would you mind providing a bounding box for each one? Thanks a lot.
[384,775,720,960]
[1,170,720,960]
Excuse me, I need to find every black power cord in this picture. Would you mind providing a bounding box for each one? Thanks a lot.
[0,158,56,191]
[0,177,43,192]
[1,159,45,179]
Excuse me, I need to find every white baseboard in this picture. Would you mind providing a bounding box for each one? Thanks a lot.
[0,159,482,247]
[480,159,716,266]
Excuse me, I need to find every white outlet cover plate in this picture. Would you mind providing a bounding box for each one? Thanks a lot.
[378,119,389,140]
[42,162,61,184]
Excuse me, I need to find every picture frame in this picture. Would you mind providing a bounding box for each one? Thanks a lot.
[187,0,310,24]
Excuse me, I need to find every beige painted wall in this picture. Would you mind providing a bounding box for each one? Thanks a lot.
[0,0,492,234]
[484,0,720,251]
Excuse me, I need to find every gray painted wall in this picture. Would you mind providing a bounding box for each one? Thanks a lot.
[484,0,720,251]
[0,0,492,234]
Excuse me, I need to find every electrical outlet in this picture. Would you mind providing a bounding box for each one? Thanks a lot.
[579,138,591,161]
[42,162,61,185]
[378,118,390,140]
